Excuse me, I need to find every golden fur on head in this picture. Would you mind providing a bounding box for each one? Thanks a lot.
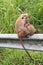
[20,13,28,18]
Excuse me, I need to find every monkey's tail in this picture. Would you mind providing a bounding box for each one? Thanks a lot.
[19,38,34,62]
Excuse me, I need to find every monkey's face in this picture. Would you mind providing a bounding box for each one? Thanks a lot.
[21,13,29,24]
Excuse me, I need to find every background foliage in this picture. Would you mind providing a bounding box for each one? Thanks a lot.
[0,0,43,33]
[0,0,43,65]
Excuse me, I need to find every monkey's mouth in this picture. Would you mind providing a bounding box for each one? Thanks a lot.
[25,18,29,23]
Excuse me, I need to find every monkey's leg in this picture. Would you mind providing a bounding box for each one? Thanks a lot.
[18,31,26,38]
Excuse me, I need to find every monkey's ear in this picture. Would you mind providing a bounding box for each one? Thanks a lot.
[22,17,24,19]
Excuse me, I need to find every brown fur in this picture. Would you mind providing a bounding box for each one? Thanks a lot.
[15,13,36,37]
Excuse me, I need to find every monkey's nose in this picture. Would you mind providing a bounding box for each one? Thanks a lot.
[25,17,29,22]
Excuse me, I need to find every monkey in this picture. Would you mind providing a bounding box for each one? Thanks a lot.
[15,13,36,38]
[15,13,36,61]
[15,13,28,38]
[24,23,36,36]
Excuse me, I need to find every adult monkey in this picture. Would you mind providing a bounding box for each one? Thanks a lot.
[15,13,36,61]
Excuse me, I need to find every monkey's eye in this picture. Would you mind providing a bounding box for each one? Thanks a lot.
[22,17,24,19]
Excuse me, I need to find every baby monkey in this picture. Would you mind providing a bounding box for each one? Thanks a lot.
[15,13,36,38]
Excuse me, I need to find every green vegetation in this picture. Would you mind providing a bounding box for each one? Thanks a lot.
[0,0,43,65]
[0,48,43,65]
[0,0,43,33]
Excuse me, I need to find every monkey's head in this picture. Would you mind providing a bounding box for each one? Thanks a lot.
[18,13,29,25]
[21,13,29,23]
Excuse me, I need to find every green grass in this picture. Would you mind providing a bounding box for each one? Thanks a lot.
[0,48,43,65]
[0,0,43,65]
[0,0,43,33]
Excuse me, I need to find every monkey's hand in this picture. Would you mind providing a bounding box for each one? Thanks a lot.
[21,26,30,34]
